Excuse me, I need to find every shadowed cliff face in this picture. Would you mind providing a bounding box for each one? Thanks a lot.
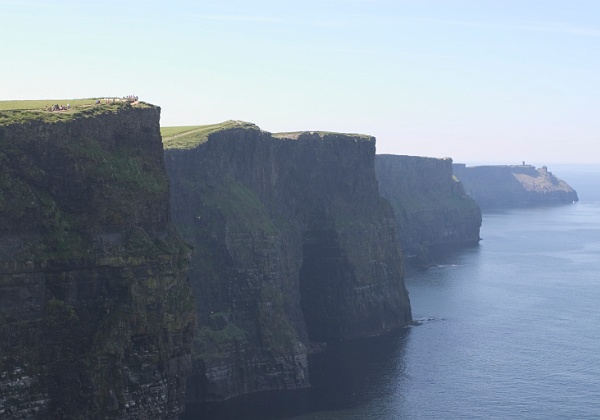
[375,155,482,256]
[164,124,411,403]
[452,164,579,208]
[276,134,410,342]
[0,105,194,419]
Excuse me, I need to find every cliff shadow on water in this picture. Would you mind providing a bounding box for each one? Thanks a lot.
[163,122,412,407]
[181,327,411,420]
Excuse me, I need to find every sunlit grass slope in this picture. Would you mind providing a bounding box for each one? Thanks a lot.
[0,98,99,111]
[161,121,259,150]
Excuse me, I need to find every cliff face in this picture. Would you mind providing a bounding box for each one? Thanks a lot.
[164,122,411,403]
[375,155,481,255]
[452,164,579,208]
[0,104,194,419]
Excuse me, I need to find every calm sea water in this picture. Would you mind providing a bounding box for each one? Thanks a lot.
[184,165,600,420]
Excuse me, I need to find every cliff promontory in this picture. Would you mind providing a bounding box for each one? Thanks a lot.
[163,122,412,403]
[375,155,481,256]
[0,101,194,419]
[452,164,579,208]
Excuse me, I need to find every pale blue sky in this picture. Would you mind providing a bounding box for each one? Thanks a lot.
[2,0,599,164]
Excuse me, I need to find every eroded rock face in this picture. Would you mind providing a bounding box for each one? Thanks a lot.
[164,124,411,403]
[452,164,579,208]
[0,105,194,419]
[375,155,481,256]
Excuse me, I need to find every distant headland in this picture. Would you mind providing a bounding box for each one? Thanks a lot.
[452,163,579,208]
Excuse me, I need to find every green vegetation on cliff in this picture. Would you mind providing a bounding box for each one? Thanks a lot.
[165,121,411,403]
[162,120,260,150]
[375,155,482,255]
[160,125,204,138]
[0,104,194,419]
[65,138,168,194]
[273,130,373,141]
[0,99,154,126]
[0,105,169,261]
[0,98,100,110]
[173,176,293,364]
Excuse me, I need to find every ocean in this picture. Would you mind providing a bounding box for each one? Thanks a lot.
[184,164,600,420]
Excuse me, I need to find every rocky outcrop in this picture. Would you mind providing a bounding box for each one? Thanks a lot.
[452,164,579,208]
[375,155,481,256]
[163,122,411,403]
[0,104,194,419]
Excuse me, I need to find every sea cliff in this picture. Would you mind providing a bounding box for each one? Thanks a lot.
[452,164,579,208]
[0,102,194,419]
[163,122,412,403]
[375,155,481,256]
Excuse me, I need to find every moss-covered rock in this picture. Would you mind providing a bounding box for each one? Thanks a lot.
[0,104,194,419]
[164,122,411,403]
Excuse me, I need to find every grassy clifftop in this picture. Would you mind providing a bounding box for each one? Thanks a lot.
[0,98,101,110]
[161,121,374,151]
[161,120,260,150]
[273,130,373,141]
[0,98,154,126]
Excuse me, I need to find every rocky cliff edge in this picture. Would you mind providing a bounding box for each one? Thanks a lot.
[375,155,482,258]
[0,102,194,419]
[163,121,412,403]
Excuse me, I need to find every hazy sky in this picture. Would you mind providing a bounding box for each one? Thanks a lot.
[2,0,599,164]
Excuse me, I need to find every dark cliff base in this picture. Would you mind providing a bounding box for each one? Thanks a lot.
[0,103,194,419]
[163,122,411,404]
[452,164,579,208]
[375,155,481,260]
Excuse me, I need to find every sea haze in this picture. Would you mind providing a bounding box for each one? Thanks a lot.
[183,165,600,420]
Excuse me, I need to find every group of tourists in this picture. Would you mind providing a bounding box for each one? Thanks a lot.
[95,95,139,105]
[46,95,140,112]
[48,103,70,112]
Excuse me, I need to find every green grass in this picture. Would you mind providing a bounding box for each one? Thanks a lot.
[0,98,100,111]
[273,130,373,141]
[162,120,259,150]
[161,122,373,149]
[66,138,168,194]
[0,98,154,126]
[160,125,204,138]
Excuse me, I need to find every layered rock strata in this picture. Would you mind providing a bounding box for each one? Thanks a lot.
[375,155,481,256]
[0,103,194,419]
[452,164,579,208]
[163,122,412,403]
